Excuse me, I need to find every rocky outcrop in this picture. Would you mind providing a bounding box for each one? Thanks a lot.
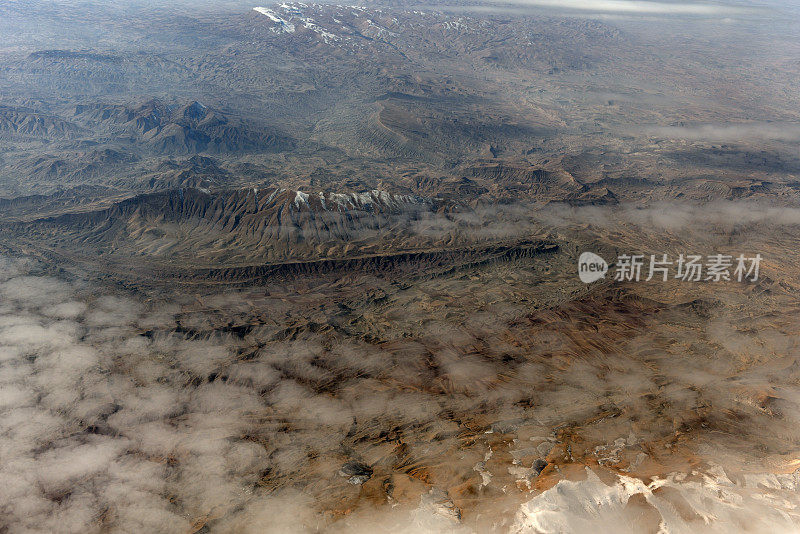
[0,105,85,140]
[72,100,296,155]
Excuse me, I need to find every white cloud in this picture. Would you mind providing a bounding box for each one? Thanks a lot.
[478,0,748,15]
[643,122,800,142]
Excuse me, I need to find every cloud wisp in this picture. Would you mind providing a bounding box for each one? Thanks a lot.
[642,122,800,143]
[466,0,750,16]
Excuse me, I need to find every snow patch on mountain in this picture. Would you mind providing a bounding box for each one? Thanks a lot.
[511,467,800,534]
[293,190,309,207]
[253,6,296,33]
[254,3,343,41]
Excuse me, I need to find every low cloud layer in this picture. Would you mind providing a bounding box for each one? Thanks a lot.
[483,0,744,15]
[455,0,754,18]
[642,122,800,143]
[536,200,800,233]
[2,200,800,532]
